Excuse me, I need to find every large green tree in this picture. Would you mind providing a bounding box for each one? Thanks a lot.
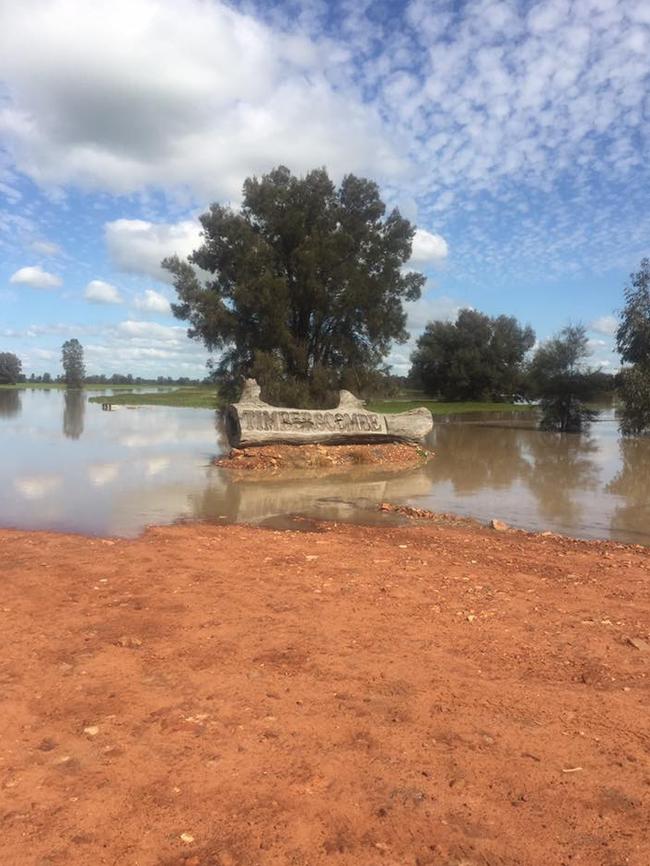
[409,308,535,401]
[163,166,424,405]
[0,352,22,384]
[528,324,599,432]
[616,258,650,435]
[61,339,85,387]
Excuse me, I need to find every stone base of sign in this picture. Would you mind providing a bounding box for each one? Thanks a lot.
[224,380,433,448]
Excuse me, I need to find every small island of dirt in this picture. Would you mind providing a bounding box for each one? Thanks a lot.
[215,441,433,474]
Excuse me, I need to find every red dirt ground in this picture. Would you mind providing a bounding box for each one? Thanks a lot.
[214,442,431,474]
[1,520,648,866]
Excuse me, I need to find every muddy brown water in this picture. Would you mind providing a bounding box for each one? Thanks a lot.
[1,389,648,543]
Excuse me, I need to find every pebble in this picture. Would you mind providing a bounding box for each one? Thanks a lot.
[83,726,99,737]
[180,833,195,844]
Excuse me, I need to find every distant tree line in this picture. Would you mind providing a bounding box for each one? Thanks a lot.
[0,339,206,387]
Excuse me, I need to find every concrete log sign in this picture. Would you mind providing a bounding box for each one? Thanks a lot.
[225,380,433,448]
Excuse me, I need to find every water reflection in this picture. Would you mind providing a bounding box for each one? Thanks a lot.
[427,423,530,492]
[607,437,650,542]
[63,389,85,439]
[0,389,21,418]
[189,464,433,526]
[523,432,600,525]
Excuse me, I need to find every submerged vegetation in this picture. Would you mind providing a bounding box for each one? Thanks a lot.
[527,324,601,433]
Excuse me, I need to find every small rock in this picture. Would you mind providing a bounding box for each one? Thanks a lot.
[625,636,650,652]
[116,635,142,648]
[490,519,509,531]
[83,726,99,737]
[180,833,195,844]
[54,755,81,773]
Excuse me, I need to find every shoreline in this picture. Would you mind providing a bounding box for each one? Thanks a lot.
[0,501,646,549]
[1,517,648,865]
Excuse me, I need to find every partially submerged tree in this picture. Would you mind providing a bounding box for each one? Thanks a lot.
[528,324,599,432]
[61,339,85,387]
[616,258,650,435]
[409,309,535,401]
[163,166,424,405]
[0,352,22,384]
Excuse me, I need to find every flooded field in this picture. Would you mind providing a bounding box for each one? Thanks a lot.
[1,388,648,543]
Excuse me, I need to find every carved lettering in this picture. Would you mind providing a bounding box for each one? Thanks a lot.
[235,404,388,437]
[262,411,277,431]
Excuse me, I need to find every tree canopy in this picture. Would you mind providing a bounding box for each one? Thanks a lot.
[616,258,650,367]
[409,308,535,401]
[61,339,85,387]
[528,324,599,432]
[163,165,424,404]
[616,259,650,434]
[0,352,22,385]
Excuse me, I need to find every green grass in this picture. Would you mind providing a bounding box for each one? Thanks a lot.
[86,389,534,413]
[88,387,220,409]
[4,381,536,415]
[367,399,536,415]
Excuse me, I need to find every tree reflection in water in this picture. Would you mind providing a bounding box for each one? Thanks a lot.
[523,431,600,526]
[607,436,650,542]
[63,389,85,440]
[426,423,531,493]
[0,390,21,419]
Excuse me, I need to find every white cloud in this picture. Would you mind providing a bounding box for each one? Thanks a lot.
[13,474,62,500]
[117,320,183,342]
[0,0,400,199]
[146,456,171,477]
[9,265,62,289]
[31,239,61,256]
[85,279,123,304]
[88,463,120,487]
[133,289,172,315]
[405,293,464,332]
[409,228,449,265]
[105,218,202,282]
[590,315,618,337]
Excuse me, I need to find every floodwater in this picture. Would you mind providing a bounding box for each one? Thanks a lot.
[1,389,649,544]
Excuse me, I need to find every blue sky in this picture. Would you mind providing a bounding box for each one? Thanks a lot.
[1,0,648,378]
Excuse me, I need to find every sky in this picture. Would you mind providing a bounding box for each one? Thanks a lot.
[1,0,648,379]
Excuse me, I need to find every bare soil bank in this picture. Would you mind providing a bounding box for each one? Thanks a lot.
[215,442,431,474]
[1,520,648,866]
